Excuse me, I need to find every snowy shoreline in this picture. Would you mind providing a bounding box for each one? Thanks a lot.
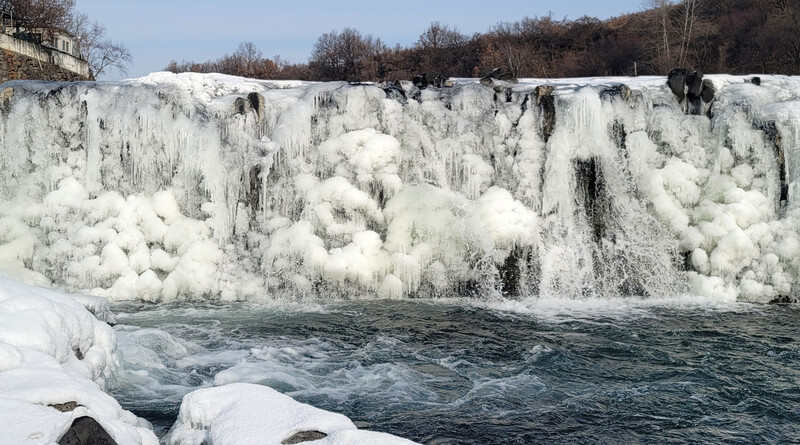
[0,277,417,444]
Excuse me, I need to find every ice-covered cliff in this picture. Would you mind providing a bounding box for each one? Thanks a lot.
[0,72,798,303]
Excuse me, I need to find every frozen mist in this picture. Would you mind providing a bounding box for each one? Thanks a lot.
[0,73,797,303]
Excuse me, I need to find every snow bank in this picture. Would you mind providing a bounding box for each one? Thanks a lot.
[0,277,157,444]
[163,383,419,445]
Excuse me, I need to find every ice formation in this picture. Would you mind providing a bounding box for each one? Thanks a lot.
[0,276,158,444]
[164,383,419,445]
[1,73,799,302]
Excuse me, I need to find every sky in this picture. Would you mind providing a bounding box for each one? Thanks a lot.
[76,0,646,80]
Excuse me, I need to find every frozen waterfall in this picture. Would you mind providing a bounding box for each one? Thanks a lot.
[0,72,796,303]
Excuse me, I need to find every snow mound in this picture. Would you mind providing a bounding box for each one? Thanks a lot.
[164,383,419,445]
[0,277,157,445]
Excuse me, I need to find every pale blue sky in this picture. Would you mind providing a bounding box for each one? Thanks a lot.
[76,0,646,79]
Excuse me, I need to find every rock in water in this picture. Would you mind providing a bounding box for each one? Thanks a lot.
[58,416,117,445]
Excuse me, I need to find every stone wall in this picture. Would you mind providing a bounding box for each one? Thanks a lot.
[0,47,88,83]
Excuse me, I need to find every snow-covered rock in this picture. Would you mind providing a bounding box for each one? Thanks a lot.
[0,277,157,444]
[163,383,419,445]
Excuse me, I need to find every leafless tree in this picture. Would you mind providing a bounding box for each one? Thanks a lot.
[0,0,75,30]
[68,13,132,78]
[234,41,262,76]
[310,28,384,81]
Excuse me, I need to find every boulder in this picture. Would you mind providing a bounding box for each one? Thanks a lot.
[247,92,265,119]
[382,84,407,104]
[700,79,716,103]
[686,70,703,97]
[533,85,556,142]
[480,68,518,86]
[58,416,117,445]
[0,87,12,112]
[600,84,632,102]
[412,73,446,89]
[231,97,250,116]
[751,76,761,86]
[667,68,688,101]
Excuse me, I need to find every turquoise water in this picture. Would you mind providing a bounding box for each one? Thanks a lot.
[110,299,800,444]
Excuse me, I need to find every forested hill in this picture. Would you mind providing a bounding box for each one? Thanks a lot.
[165,0,800,81]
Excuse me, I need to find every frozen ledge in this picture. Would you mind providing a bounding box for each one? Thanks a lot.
[0,276,419,444]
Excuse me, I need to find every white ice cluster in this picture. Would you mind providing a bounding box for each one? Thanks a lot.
[2,73,800,302]
[0,276,158,444]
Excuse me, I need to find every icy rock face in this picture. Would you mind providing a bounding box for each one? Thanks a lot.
[163,383,419,445]
[1,73,800,302]
[0,277,157,445]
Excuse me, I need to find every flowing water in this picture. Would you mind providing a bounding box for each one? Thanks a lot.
[110,298,800,444]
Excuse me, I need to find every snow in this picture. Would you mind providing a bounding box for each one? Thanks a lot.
[0,276,421,444]
[163,383,419,445]
[2,72,800,302]
[0,276,157,445]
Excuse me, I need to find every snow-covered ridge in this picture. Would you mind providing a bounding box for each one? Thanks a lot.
[1,72,799,302]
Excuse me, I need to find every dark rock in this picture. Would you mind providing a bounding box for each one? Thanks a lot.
[231,97,249,116]
[247,92,265,119]
[412,73,445,89]
[600,84,632,102]
[382,84,407,104]
[756,121,787,206]
[49,402,80,412]
[770,295,795,304]
[496,72,518,84]
[687,95,704,116]
[534,85,556,142]
[700,79,716,103]
[667,68,689,101]
[248,165,262,210]
[0,87,12,112]
[282,431,328,444]
[575,158,606,242]
[58,416,117,445]
[481,67,518,85]
[682,251,693,271]
[73,348,83,360]
[686,70,703,97]
[751,76,761,86]
[533,85,554,105]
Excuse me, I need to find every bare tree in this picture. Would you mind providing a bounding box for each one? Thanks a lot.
[68,13,132,78]
[0,0,75,30]
[234,41,262,76]
[645,0,674,68]
[310,28,383,81]
[676,0,704,67]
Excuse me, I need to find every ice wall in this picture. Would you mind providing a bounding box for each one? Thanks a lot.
[1,72,798,303]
